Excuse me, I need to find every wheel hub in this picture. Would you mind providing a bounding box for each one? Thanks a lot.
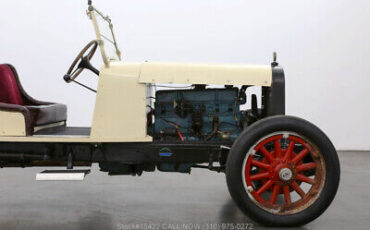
[278,167,293,181]
[242,132,327,216]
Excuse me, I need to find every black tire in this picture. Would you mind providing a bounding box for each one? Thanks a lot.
[226,115,340,227]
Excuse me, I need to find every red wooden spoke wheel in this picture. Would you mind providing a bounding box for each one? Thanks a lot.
[242,132,325,215]
[226,116,340,227]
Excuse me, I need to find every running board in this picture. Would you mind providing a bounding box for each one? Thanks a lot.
[36,169,90,181]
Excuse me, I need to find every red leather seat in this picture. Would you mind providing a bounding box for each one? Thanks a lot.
[0,64,67,135]
[0,65,24,105]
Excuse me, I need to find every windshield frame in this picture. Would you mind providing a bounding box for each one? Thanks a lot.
[87,5,122,66]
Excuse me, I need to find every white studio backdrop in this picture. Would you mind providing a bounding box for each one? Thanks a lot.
[0,0,369,150]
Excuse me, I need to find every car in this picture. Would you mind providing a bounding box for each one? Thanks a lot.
[0,1,340,227]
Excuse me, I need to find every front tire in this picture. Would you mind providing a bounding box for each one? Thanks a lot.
[226,116,340,227]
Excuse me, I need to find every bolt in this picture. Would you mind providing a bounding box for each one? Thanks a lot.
[279,168,293,181]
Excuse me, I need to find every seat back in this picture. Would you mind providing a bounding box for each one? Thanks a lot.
[0,64,24,105]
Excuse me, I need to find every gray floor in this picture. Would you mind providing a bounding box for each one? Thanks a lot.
[0,151,369,230]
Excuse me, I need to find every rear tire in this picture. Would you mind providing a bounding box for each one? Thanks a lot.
[226,115,340,227]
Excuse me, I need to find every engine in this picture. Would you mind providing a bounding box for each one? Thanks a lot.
[148,86,249,142]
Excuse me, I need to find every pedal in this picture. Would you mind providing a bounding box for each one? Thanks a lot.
[36,169,90,181]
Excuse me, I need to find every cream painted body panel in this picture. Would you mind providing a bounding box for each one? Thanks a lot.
[90,63,152,142]
[139,62,272,86]
[0,111,26,136]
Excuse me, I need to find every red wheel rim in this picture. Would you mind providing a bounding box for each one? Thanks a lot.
[242,132,326,215]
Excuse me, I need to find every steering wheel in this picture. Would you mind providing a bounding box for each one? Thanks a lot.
[63,40,99,83]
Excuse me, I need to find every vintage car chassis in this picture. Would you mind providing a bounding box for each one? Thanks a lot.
[0,2,340,227]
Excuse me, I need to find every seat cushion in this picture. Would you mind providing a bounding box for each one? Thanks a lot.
[26,103,67,126]
[0,65,24,105]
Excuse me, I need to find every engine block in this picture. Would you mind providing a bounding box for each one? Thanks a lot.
[152,87,245,141]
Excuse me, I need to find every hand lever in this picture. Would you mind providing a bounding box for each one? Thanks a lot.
[63,73,97,93]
